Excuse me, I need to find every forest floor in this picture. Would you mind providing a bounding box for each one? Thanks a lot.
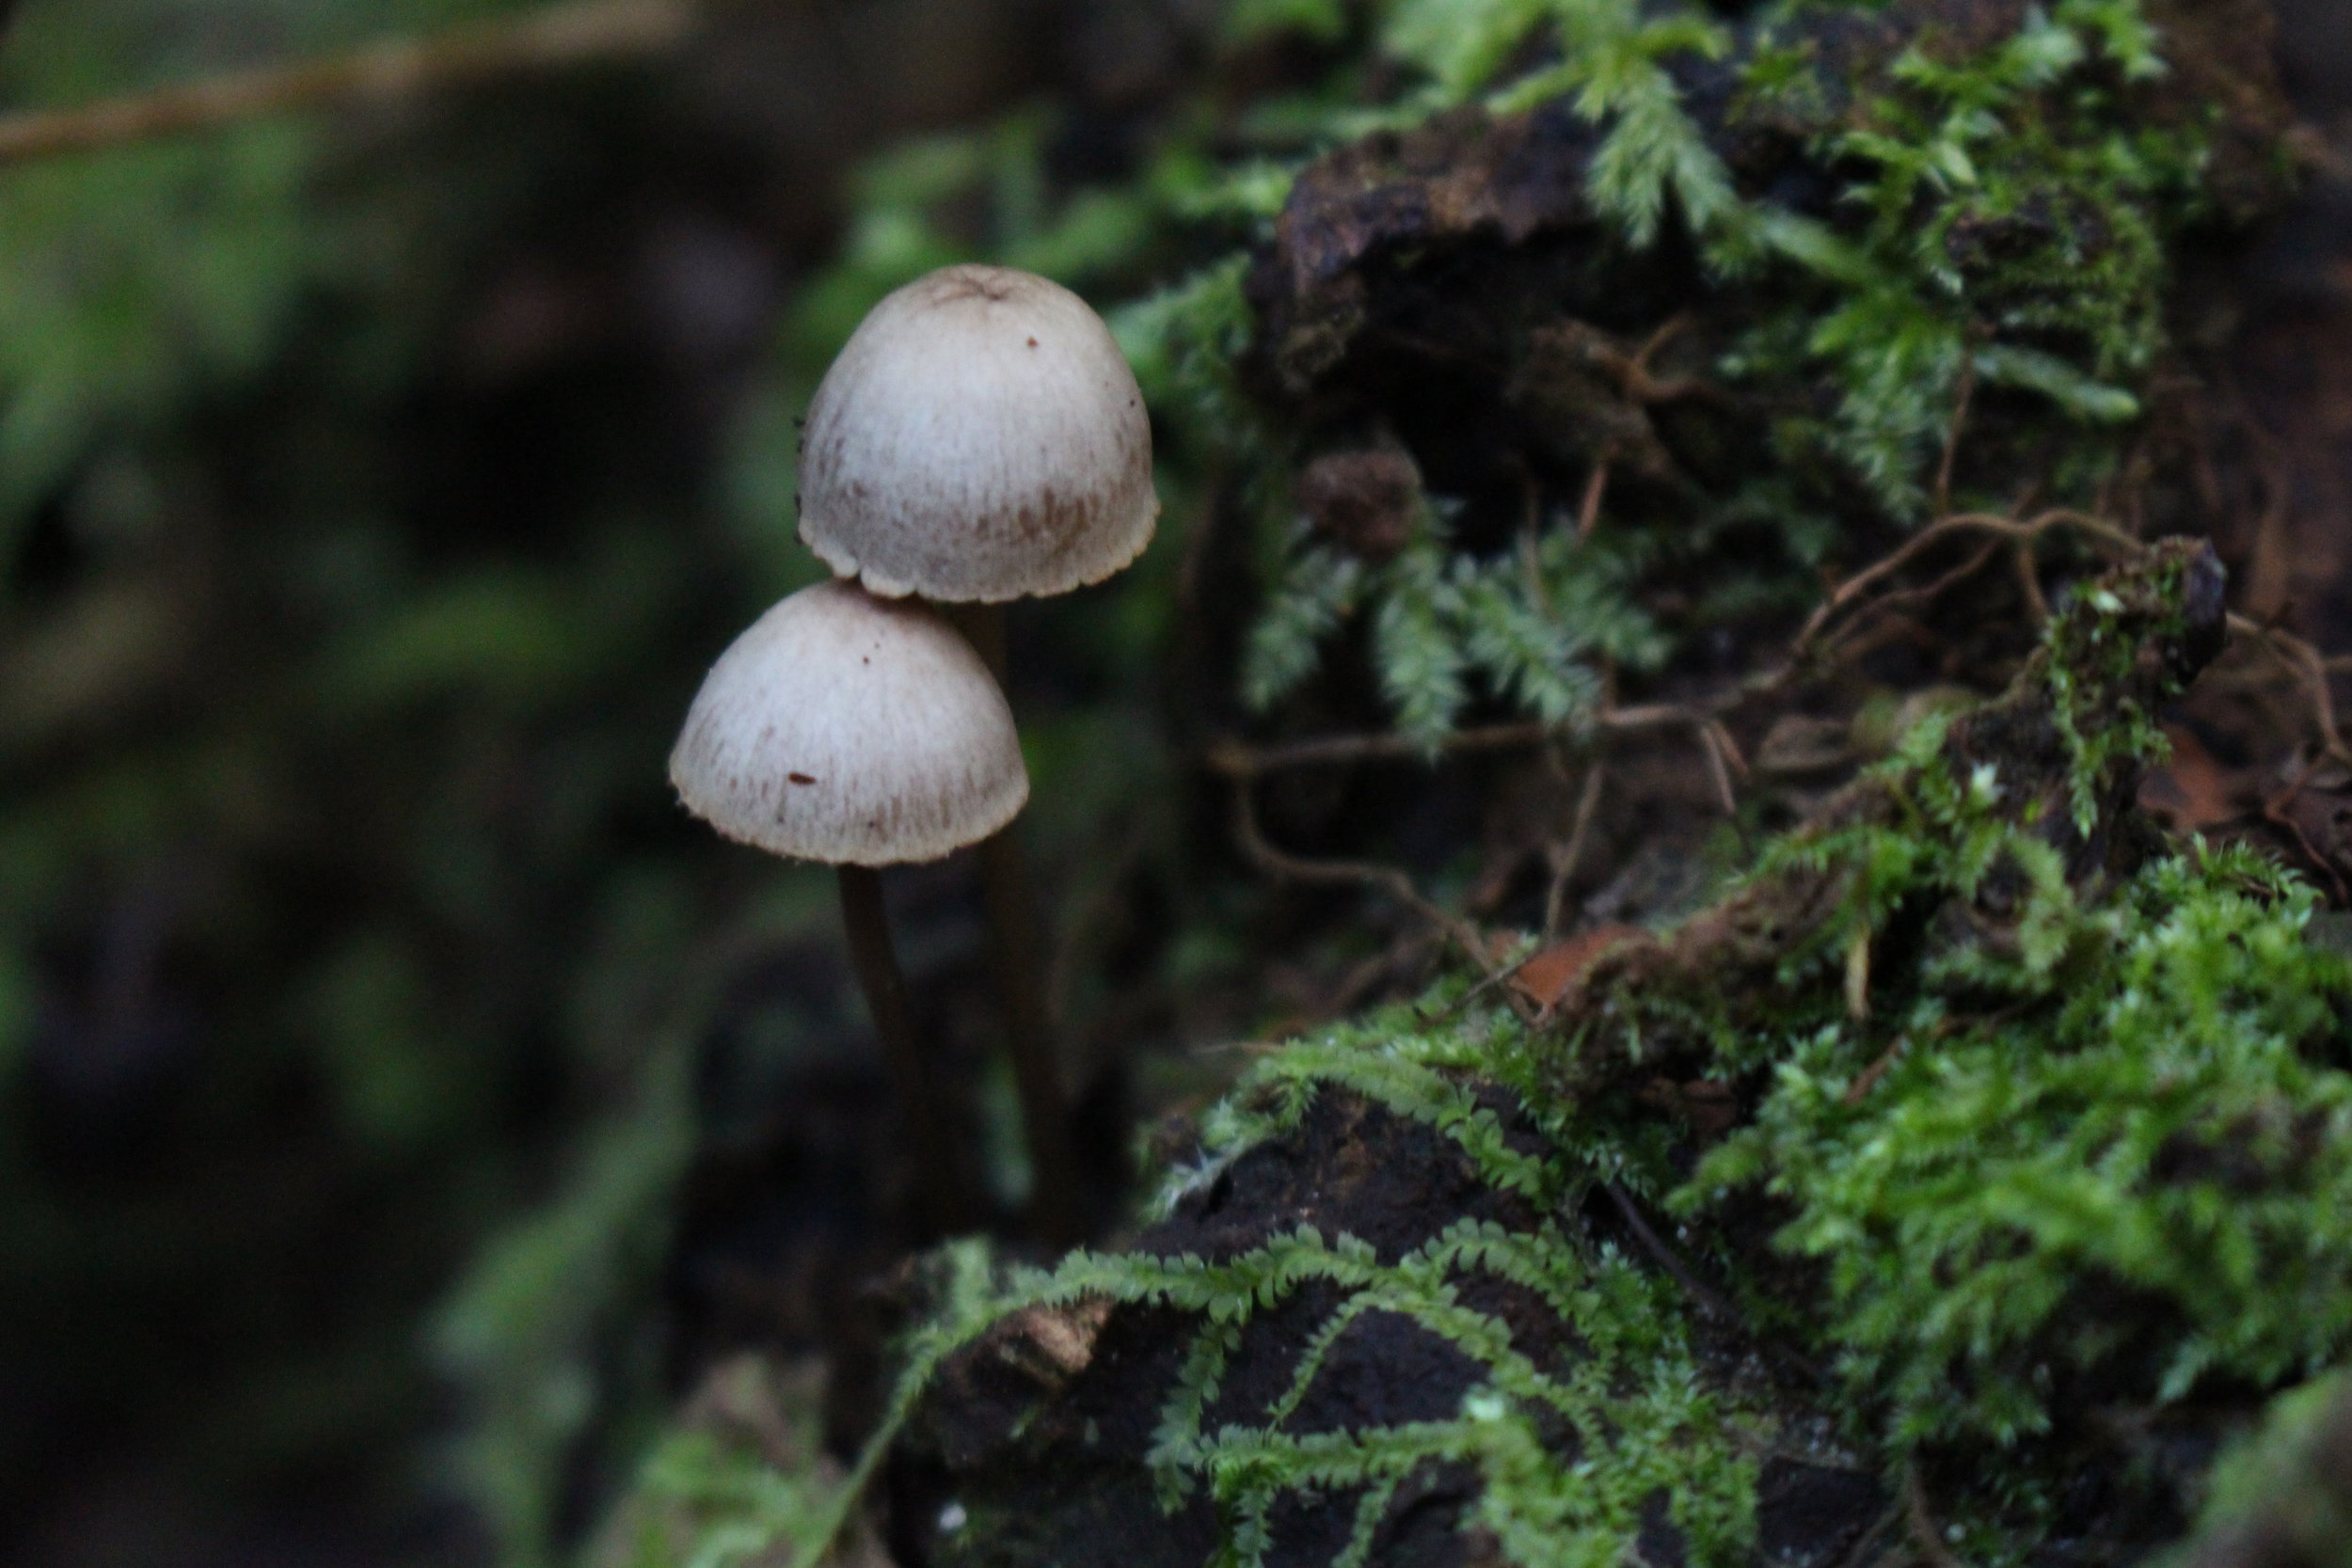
[602,4,2352,1566]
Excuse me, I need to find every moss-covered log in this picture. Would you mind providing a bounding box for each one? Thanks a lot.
[892,1084,1879,1567]
[884,539,2352,1565]
[582,0,2352,1563]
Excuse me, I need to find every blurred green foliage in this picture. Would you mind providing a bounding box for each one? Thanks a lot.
[0,3,850,1561]
[0,1,1242,1561]
[0,0,525,528]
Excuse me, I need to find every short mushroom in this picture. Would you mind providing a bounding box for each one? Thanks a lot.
[797,262,1159,1241]
[670,578,1026,1233]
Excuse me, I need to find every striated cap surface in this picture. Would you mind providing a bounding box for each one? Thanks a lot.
[798,264,1158,602]
[669,580,1027,864]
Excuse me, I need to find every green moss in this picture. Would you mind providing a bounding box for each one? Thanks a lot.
[640,2,2320,1561]
[886,1013,1771,1568]
[756,546,2342,1565]
[1220,0,2242,746]
[1730,0,2217,516]
[1701,847,2352,1439]
[1039,1223,1757,1567]
[767,0,2258,761]
[1164,1000,1575,1214]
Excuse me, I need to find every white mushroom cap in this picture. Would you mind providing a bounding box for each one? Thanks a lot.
[669,580,1028,864]
[797,264,1158,603]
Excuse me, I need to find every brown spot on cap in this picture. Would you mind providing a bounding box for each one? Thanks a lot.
[664,580,1029,864]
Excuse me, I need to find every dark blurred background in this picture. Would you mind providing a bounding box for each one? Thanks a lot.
[0,3,1241,1564]
[6,4,2352,1567]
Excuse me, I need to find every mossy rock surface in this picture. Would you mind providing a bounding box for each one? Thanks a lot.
[879,543,2352,1565]
[588,1,2352,1562]
[891,1085,1881,1568]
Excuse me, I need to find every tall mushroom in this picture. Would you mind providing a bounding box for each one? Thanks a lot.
[798,264,1157,603]
[669,578,1027,1235]
[797,263,1158,1241]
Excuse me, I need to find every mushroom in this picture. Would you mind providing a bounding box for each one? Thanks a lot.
[796,263,1159,1242]
[670,578,1026,1234]
[798,263,1157,604]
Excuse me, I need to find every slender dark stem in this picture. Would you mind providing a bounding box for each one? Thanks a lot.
[1603,1180,1828,1390]
[1602,1181,1738,1325]
[979,829,1081,1243]
[1904,1464,1965,1568]
[1543,760,1606,942]
[959,601,1082,1244]
[836,863,974,1237]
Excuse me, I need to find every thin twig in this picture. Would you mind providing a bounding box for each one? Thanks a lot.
[1904,1463,1966,1568]
[1814,539,2004,668]
[1421,941,1543,1025]
[1205,702,1729,779]
[1607,312,1721,404]
[1697,720,1740,818]
[1214,507,2328,799]
[2260,750,2352,905]
[1602,1180,1833,1391]
[1932,358,1977,519]
[1205,726,1548,775]
[1578,461,1611,538]
[1631,311,1692,372]
[1226,776,1524,1017]
[0,0,694,166]
[1830,1507,1905,1568]
[1328,929,1438,1019]
[1788,509,2140,670]
[1516,463,1553,612]
[1221,485,2352,998]
[2231,613,2352,771]
[1604,1181,1739,1323]
[2012,541,2049,624]
[1841,1035,1909,1104]
[1544,762,1608,942]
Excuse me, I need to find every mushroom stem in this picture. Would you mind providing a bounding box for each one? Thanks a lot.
[961,602,1083,1244]
[979,827,1080,1243]
[835,863,974,1237]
